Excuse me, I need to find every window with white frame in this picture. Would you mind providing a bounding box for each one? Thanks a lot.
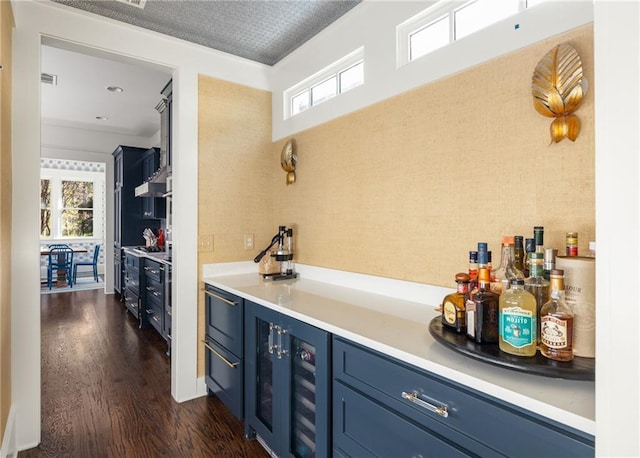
[285,48,364,119]
[398,0,548,67]
[40,168,105,240]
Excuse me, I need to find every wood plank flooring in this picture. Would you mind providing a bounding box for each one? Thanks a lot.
[20,289,269,458]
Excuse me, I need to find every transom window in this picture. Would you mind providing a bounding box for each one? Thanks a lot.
[285,48,364,119]
[398,0,551,67]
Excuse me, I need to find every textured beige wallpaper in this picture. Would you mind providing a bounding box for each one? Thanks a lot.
[197,76,273,375]
[272,25,595,288]
[0,0,13,439]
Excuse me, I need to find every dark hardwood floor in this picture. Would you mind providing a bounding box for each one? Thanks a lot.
[20,289,269,458]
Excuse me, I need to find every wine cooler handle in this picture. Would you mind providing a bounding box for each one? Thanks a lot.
[202,340,239,369]
[277,327,288,359]
[268,323,275,354]
[401,391,449,418]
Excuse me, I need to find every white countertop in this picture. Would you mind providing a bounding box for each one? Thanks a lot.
[202,264,595,436]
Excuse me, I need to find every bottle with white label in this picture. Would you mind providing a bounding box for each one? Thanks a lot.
[540,269,574,361]
[499,279,537,357]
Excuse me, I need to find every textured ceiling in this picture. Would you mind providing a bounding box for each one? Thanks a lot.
[52,0,361,66]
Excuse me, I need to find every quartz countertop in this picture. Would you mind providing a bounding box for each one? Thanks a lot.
[123,246,171,266]
[202,266,595,435]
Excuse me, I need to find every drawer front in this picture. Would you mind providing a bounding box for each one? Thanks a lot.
[204,286,243,356]
[124,253,140,270]
[333,381,480,458]
[123,288,139,319]
[124,270,140,295]
[204,338,243,420]
[143,260,164,284]
[145,301,163,334]
[144,277,164,303]
[333,338,595,457]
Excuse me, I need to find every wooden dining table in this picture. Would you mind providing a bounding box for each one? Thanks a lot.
[41,246,88,286]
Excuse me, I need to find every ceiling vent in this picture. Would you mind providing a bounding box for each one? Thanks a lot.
[115,0,147,9]
[41,73,58,86]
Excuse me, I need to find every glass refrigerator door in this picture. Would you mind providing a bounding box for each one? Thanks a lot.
[256,319,274,431]
[290,337,317,458]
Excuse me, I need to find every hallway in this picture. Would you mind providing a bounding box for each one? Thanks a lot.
[20,290,268,457]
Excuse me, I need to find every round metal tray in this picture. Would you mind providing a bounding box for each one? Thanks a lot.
[428,317,594,381]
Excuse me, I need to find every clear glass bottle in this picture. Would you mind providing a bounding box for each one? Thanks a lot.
[442,273,470,334]
[490,236,524,295]
[540,269,574,361]
[468,267,499,344]
[466,245,487,340]
[524,252,549,346]
[499,279,537,357]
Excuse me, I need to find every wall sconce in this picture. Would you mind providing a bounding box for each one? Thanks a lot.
[280,138,297,185]
[531,42,588,143]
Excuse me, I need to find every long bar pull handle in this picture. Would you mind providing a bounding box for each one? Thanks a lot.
[268,323,275,354]
[203,289,238,306]
[202,340,239,369]
[401,391,449,418]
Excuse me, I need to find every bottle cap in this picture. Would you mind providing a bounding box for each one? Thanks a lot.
[510,279,525,286]
[478,250,488,265]
[469,251,478,262]
[550,269,564,276]
[455,273,470,283]
[477,242,488,252]
[544,248,557,262]
[488,251,492,262]
[514,235,523,248]
[501,235,515,245]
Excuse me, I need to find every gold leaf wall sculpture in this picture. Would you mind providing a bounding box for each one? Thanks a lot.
[531,42,587,143]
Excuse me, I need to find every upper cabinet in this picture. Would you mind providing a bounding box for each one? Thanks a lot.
[158,80,172,175]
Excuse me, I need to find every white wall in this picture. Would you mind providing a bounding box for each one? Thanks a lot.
[272,1,594,141]
[11,0,271,450]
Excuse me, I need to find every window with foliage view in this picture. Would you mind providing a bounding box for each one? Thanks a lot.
[40,168,104,240]
[61,180,94,237]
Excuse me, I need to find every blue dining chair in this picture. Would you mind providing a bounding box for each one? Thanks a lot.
[73,245,101,283]
[47,245,74,289]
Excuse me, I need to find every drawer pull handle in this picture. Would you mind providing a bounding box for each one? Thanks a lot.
[202,340,239,369]
[401,391,449,418]
[204,289,237,306]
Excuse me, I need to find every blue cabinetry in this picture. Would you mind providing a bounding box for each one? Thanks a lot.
[141,148,166,219]
[204,285,245,420]
[123,250,142,323]
[333,337,595,458]
[245,301,330,458]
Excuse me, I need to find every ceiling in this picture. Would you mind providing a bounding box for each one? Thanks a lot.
[51,0,361,66]
[42,0,361,139]
[41,44,172,138]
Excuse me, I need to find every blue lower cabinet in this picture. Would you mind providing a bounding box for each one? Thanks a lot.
[204,337,243,420]
[333,337,595,458]
[245,301,330,458]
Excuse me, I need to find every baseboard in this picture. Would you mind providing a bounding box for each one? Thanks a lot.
[0,406,16,458]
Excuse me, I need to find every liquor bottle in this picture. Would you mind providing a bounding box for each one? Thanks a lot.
[524,252,549,346]
[565,232,578,256]
[523,237,535,277]
[513,235,525,273]
[499,279,537,357]
[543,248,557,281]
[490,236,524,295]
[468,267,499,344]
[534,226,544,254]
[441,273,470,334]
[540,269,574,361]
[468,251,478,283]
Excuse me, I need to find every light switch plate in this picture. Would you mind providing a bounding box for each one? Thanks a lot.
[199,234,214,252]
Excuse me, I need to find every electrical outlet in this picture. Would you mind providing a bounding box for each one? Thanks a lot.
[199,234,214,252]
[244,233,254,251]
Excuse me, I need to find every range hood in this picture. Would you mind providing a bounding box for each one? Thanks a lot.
[135,166,167,197]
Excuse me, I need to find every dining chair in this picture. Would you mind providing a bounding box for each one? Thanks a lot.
[47,246,74,289]
[73,244,101,283]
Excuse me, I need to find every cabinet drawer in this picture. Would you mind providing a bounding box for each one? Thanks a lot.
[145,301,163,334]
[123,288,139,319]
[143,260,164,284]
[333,337,594,457]
[204,285,243,356]
[204,337,243,420]
[124,271,140,295]
[144,278,164,302]
[124,253,141,270]
[333,381,485,458]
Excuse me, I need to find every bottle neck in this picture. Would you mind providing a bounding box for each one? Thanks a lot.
[549,277,565,298]
[457,282,469,294]
[498,244,514,269]
[529,260,544,278]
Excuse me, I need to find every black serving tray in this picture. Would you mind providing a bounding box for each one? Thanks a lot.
[428,317,594,381]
